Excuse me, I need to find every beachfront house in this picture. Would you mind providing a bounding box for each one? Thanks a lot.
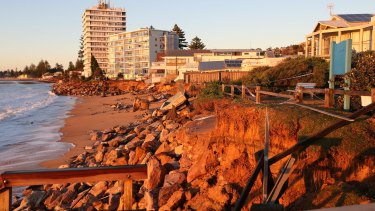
[148,50,210,82]
[305,14,375,58]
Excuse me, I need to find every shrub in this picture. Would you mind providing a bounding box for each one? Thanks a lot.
[347,51,375,91]
[337,51,375,110]
[241,57,329,88]
[198,81,223,100]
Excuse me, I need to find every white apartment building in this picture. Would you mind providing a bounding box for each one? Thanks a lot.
[108,28,179,79]
[82,0,126,77]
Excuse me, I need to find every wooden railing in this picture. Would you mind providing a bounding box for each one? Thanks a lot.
[222,84,375,108]
[221,84,257,99]
[0,165,147,211]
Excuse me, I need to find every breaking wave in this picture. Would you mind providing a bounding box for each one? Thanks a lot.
[0,90,57,121]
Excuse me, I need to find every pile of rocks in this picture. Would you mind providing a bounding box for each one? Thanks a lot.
[13,99,258,210]
[52,81,118,96]
[12,102,194,210]
[52,80,153,96]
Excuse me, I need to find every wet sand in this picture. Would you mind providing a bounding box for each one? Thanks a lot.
[41,93,161,168]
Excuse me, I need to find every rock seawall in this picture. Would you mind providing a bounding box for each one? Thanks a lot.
[12,101,375,210]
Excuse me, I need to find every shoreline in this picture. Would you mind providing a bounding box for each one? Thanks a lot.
[0,78,54,83]
[40,93,162,168]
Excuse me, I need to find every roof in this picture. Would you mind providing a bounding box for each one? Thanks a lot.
[198,60,242,71]
[335,14,373,23]
[165,50,211,57]
[313,13,374,32]
[198,61,226,71]
[210,49,262,53]
[318,20,349,28]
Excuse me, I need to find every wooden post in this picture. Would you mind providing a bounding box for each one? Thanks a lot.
[231,85,235,98]
[324,88,334,108]
[372,88,375,103]
[221,84,225,94]
[0,188,11,211]
[242,85,246,99]
[256,86,261,104]
[123,178,133,210]
[344,39,352,111]
[324,89,329,108]
[296,86,304,103]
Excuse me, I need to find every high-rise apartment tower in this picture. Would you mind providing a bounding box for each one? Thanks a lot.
[82,0,126,77]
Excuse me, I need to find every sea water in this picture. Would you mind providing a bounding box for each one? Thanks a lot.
[0,81,76,172]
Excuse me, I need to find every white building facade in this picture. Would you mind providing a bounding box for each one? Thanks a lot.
[82,1,126,77]
[108,28,179,79]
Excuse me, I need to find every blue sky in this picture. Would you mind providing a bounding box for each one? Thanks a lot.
[0,0,374,70]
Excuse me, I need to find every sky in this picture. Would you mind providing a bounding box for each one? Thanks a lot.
[0,0,374,70]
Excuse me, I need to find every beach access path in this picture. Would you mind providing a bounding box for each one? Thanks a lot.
[41,93,162,168]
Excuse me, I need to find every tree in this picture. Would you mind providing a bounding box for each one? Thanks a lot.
[172,24,188,49]
[90,54,104,79]
[117,72,124,79]
[93,68,105,79]
[67,61,75,71]
[78,35,84,60]
[55,63,64,72]
[47,63,63,74]
[75,59,84,70]
[36,60,50,77]
[23,66,30,75]
[188,36,206,50]
[76,35,85,74]
[44,60,51,70]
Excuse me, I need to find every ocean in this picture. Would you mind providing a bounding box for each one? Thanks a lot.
[0,81,76,172]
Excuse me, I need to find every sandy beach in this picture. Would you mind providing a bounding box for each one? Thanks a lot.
[41,93,162,168]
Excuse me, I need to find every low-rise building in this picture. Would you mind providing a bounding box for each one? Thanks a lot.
[17,74,30,79]
[241,57,286,71]
[107,28,179,79]
[195,49,264,62]
[306,14,375,58]
[149,49,283,82]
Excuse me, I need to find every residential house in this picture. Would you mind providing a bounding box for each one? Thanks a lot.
[306,14,375,58]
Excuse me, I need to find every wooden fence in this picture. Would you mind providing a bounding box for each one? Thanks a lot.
[0,165,147,211]
[222,84,375,108]
[184,71,249,84]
